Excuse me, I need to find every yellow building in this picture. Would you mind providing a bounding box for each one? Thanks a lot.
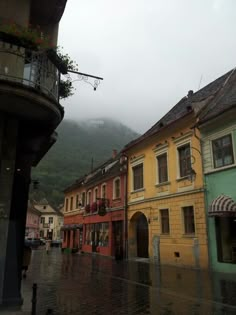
[124,90,210,269]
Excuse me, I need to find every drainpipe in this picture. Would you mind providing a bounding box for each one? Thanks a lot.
[124,172,128,260]
[193,125,211,271]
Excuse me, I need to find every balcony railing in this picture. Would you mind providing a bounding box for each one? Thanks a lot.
[0,40,60,101]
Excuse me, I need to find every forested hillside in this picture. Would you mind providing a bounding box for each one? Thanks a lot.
[30,118,139,206]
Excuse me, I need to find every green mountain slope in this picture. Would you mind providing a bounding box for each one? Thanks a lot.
[31,118,139,206]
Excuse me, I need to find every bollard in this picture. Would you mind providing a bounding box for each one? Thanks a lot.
[31,283,37,315]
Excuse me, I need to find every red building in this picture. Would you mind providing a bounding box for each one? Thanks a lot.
[62,151,127,258]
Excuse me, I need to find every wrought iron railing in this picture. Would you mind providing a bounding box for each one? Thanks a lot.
[0,40,60,101]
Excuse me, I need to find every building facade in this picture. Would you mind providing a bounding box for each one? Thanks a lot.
[122,84,228,268]
[25,204,41,239]
[199,69,236,273]
[34,199,64,241]
[63,151,127,258]
[0,1,67,307]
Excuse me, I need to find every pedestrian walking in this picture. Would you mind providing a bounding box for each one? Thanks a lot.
[22,243,32,278]
[45,239,51,254]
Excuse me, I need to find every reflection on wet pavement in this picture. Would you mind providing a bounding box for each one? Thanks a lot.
[21,249,236,315]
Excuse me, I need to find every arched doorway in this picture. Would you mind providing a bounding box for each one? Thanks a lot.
[136,214,149,258]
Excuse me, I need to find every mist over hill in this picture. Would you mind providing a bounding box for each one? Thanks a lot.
[30,118,139,206]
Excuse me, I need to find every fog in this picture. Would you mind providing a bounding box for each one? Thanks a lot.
[59,0,236,133]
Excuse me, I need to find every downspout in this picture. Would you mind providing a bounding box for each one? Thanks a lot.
[124,172,128,260]
[193,125,211,271]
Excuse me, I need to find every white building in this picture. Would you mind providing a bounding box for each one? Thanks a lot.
[34,199,64,241]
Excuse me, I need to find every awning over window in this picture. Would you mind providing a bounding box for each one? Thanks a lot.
[208,194,236,217]
[61,224,83,231]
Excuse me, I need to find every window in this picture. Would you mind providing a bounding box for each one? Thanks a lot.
[113,178,121,199]
[94,187,98,202]
[76,194,79,208]
[212,134,234,168]
[87,190,91,205]
[133,164,143,190]
[70,196,73,210]
[81,192,86,207]
[160,209,170,234]
[49,217,53,224]
[65,198,68,212]
[101,184,106,199]
[178,143,191,177]
[157,153,168,183]
[183,206,195,234]
[41,217,45,224]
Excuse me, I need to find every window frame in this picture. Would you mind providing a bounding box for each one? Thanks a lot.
[70,196,73,211]
[182,206,195,235]
[65,198,68,212]
[81,191,86,207]
[132,163,144,191]
[93,187,98,202]
[113,177,121,199]
[156,152,168,184]
[87,190,92,205]
[177,142,191,178]
[40,217,45,224]
[160,208,170,234]
[101,183,107,199]
[212,134,234,169]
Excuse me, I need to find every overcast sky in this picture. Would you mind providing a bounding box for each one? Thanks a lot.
[59,0,236,133]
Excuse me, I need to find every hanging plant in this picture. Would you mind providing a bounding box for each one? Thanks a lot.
[56,47,79,99]
[0,19,54,50]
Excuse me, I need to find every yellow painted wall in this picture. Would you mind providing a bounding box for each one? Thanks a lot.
[126,114,209,269]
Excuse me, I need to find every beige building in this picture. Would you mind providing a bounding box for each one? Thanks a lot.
[34,199,64,241]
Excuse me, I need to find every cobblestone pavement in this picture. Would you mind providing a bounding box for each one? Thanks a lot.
[15,248,236,315]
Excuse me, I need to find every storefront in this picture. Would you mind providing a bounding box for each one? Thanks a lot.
[82,210,124,257]
[209,194,236,265]
[62,224,83,251]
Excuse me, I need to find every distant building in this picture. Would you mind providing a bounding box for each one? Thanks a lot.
[63,150,127,258]
[34,199,64,241]
[25,204,41,239]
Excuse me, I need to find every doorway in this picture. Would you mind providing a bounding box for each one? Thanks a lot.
[136,214,149,258]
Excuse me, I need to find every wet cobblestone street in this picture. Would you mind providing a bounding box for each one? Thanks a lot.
[18,248,236,315]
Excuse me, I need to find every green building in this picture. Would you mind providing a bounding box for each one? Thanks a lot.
[199,69,236,273]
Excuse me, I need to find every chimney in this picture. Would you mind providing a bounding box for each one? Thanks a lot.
[187,90,194,98]
[112,149,117,158]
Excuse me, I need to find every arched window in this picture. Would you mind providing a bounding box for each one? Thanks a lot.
[113,177,121,199]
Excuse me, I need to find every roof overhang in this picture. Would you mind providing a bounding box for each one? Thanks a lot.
[30,0,67,25]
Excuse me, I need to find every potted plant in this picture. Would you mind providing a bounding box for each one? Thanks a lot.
[91,202,97,213]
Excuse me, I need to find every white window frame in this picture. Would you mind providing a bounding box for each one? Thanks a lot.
[86,190,92,205]
[130,155,145,192]
[175,140,192,179]
[113,177,121,199]
[154,145,169,185]
[101,183,107,199]
[211,132,235,170]
[159,208,170,235]
[182,205,196,235]
[93,187,99,202]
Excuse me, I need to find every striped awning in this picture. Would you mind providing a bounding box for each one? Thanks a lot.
[208,194,236,217]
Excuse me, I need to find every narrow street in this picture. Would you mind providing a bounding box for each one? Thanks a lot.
[18,248,236,315]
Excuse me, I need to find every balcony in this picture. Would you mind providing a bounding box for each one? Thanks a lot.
[0,35,64,126]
